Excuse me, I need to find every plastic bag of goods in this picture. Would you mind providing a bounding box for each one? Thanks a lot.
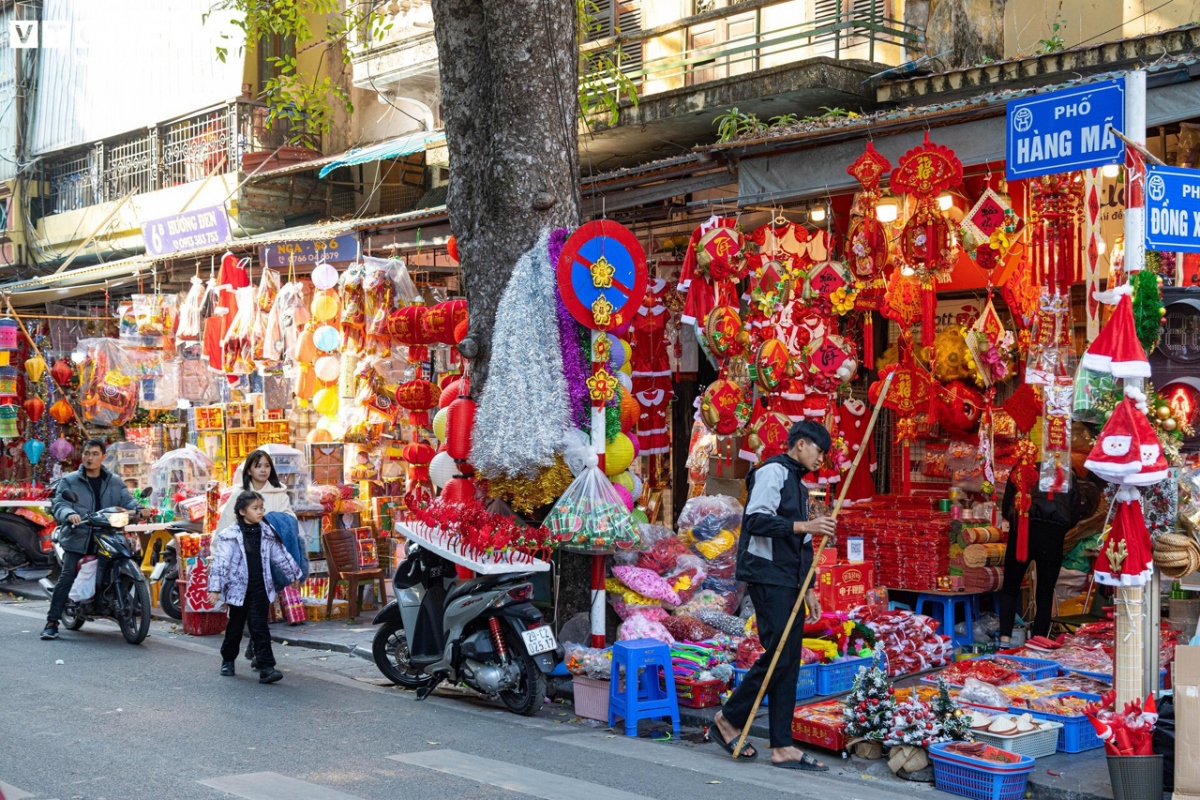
[147,445,214,511]
[677,494,743,539]
[544,466,640,553]
[564,643,613,679]
[77,338,141,427]
[618,613,675,644]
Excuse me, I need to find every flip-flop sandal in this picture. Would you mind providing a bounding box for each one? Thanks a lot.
[773,754,828,772]
[710,727,759,761]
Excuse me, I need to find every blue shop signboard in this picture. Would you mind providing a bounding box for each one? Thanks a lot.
[1006,78,1125,180]
[260,232,359,267]
[1145,165,1200,252]
[142,205,230,257]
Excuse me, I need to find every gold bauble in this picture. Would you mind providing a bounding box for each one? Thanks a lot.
[1164,418,1178,432]
[1157,405,1172,420]
[1160,307,1168,317]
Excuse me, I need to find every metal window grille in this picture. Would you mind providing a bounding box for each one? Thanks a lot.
[105,133,157,199]
[46,150,101,214]
[162,108,232,188]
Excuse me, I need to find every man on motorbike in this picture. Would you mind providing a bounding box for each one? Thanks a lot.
[42,439,139,640]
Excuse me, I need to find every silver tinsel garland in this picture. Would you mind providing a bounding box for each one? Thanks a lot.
[471,229,571,478]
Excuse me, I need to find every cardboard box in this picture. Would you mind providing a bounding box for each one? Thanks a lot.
[816,561,875,612]
[792,700,847,751]
[1175,646,1200,800]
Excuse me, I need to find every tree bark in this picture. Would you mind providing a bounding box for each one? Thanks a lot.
[926,0,1007,67]
[430,0,581,397]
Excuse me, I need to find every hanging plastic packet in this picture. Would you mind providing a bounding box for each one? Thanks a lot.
[545,465,640,553]
[1071,360,1116,425]
[78,338,140,427]
[1039,380,1073,493]
[362,259,396,338]
[340,261,366,330]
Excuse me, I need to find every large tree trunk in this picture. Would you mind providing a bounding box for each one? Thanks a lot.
[431,0,581,396]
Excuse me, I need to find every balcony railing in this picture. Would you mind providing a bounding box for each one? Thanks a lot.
[42,101,319,216]
[582,8,923,98]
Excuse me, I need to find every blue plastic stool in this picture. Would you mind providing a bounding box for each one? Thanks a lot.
[608,639,681,737]
[916,594,975,646]
[889,600,913,612]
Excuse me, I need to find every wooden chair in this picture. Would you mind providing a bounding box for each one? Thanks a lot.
[322,529,387,622]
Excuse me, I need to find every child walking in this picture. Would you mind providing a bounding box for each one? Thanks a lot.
[208,492,302,684]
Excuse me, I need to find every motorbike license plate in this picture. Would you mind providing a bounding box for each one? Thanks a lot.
[520,626,558,655]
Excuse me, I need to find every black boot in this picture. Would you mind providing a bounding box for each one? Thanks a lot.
[220,661,236,677]
[259,667,283,684]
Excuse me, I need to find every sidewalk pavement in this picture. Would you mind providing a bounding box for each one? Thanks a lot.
[5,578,1118,800]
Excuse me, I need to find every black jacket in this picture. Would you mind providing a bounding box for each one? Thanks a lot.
[735,454,813,588]
[51,467,136,554]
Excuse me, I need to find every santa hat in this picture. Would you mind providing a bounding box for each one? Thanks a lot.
[1094,485,1154,587]
[1081,286,1150,378]
[1085,399,1143,482]
[1140,693,1159,727]
[1123,387,1170,486]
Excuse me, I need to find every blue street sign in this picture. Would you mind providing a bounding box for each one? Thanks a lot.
[1006,78,1125,180]
[1145,165,1200,252]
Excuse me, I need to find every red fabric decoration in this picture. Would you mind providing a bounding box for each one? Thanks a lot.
[1009,438,1040,561]
[23,396,44,424]
[1002,382,1041,434]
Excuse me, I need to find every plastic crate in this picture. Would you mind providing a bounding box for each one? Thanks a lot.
[1018,692,1103,753]
[572,675,610,722]
[675,677,724,708]
[816,656,870,696]
[732,663,818,702]
[1001,656,1061,681]
[972,721,1063,759]
[929,743,1035,800]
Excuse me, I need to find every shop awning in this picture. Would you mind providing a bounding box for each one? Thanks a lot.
[317,131,445,178]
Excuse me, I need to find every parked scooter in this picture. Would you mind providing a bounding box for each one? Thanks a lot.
[39,491,151,644]
[146,521,201,620]
[371,543,561,716]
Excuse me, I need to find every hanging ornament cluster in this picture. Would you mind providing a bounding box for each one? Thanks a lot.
[959,187,1020,273]
[888,133,963,347]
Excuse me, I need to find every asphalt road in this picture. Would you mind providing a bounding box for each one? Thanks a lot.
[0,594,943,800]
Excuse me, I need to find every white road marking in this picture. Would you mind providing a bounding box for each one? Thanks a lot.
[545,733,937,799]
[0,780,35,799]
[199,772,366,800]
[388,749,657,800]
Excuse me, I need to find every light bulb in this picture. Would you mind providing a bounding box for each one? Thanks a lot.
[876,199,899,223]
[810,205,827,223]
[938,193,954,211]
[1097,240,1107,255]
[1102,163,1120,178]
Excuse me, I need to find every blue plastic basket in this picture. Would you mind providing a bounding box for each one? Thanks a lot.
[1016,692,1103,753]
[929,743,1035,800]
[816,656,871,696]
[732,662,818,701]
[1000,655,1061,680]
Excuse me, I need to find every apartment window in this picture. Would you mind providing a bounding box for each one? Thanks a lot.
[584,0,644,81]
[257,33,296,96]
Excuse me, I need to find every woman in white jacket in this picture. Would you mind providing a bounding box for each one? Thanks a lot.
[216,450,295,533]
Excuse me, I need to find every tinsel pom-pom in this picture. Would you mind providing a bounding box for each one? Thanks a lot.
[484,457,574,515]
[1131,267,1164,354]
[471,229,572,478]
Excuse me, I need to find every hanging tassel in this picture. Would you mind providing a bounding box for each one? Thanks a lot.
[920,281,937,348]
[1016,503,1030,562]
[863,312,874,373]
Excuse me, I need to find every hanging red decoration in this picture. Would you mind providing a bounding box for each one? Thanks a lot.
[23,396,45,424]
[49,398,74,425]
[446,379,476,463]
[50,359,73,387]
[1028,173,1083,292]
[395,379,441,426]
[388,305,432,362]
[845,141,892,285]
[401,441,436,483]
[889,133,963,347]
[441,476,476,505]
[421,299,469,346]
[439,378,464,409]
[446,235,460,262]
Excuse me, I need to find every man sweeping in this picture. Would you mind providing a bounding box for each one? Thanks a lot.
[710,420,836,770]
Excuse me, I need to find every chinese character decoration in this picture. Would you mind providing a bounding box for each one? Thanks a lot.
[804,260,856,318]
[959,187,1020,276]
[889,133,963,347]
[700,378,751,437]
[679,218,744,325]
[1039,380,1073,494]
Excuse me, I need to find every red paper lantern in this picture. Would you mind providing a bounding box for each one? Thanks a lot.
[23,396,45,424]
[50,359,72,386]
[401,441,436,482]
[454,319,469,345]
[446,395,476,462]
[446,235,459,262]
[388,305,431,362]
[395,379,441,426]
[442,476,475,504]
[439,378,464,409]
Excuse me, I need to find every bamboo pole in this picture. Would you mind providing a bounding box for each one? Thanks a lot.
[732,370,894,759]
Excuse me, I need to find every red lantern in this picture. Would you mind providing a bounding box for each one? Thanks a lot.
[401,441,436,482]
[442,476,475,504]
[389,305,431,362]
[439,378,464,409]
[23,396,44,424]
[51,359,72,387]
[454,319,469,345]
[395,379,441,426]
[446,235,459,262]
[446,396,476,462]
